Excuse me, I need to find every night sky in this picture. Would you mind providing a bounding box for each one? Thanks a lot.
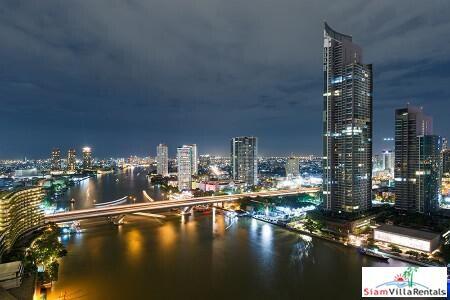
[1,1,450,158]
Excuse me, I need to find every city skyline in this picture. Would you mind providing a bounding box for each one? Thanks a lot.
[1,1,450,158]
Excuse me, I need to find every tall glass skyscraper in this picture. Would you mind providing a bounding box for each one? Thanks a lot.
[231,136,258,186]
[322,22,373,214]
[156,144,169,176]
[417,135,443,214]
[394,106,433,212]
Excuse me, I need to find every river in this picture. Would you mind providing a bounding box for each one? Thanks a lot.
[48,168,414,300]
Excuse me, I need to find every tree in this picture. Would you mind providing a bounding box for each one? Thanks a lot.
[303,217,317,233]
[389,244,402,253]
[26,224,67,283]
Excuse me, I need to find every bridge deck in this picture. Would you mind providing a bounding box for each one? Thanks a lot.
[45,188,319,223]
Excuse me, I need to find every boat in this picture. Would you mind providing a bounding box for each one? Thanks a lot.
[358,247,389,261]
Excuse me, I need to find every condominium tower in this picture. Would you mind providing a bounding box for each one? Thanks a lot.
[82,147,92,170]
[156,144,169,176]
[67,149,77,172]
[322,22,373,214]
[177,146,193,191]
[231,136,258,186]
[51,148,61,171]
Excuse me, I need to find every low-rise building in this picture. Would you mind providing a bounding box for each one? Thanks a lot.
[373,224,440,253]
[198,180,246,193]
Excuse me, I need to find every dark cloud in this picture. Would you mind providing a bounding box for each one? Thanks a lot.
[0,0,449,158]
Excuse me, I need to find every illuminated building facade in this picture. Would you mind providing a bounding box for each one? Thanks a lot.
[285,157,300,178]
[443,149,450,176]
[67,149,77,172]
[0,187,45,258]
[417,135,443,214]
[183,144,198,176]
[156,144,169,176]
[82,147,92,170]
[231,136,258,186]
[322,22,373,214]
[394,106,433,212]
[51,148,61,171]
[382,150,394,173]
[177,146,193,191]
[373,224,440,253]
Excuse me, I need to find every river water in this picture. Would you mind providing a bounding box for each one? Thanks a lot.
[48,168,414,300]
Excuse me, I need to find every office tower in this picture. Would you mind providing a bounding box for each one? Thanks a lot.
[443,149,450,176]
[183,144,198,176]
[286,157,300,178]
[0,187,45,257]
[417,135,443,214]
[322,22,373,214]
[156,144,169,176]
[394,106,433,211]
[51,148,61,171]
[67,149,77,172]
[382,150,394,173]
[82,147,92,170]
[231,136,258,186]
[177,146,193,191]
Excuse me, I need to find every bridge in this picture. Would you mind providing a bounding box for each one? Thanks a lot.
[45,187,320,223]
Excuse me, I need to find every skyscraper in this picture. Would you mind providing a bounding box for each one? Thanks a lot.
[177,146,193,191]
[443,149,450,176]
[286,157,300,178]
[51,148,61,171]
[322,22,373,214]
[394,106,433,212]
[231,136,258,186]
[183,144,198,176]
[82,147,92,170]
[417,135,443,214]
[67,149,77,172]
[156,144,169,176]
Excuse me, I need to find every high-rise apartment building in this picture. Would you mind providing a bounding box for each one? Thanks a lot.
[394,106,433,212]
[286,157,300,178]
[82,147,92,170]
[417,135,443,214]
[183,144,198,176]
[322,22,373,214]
[156,144,169,176]
[51,148,61,171]
[67,149,77,172]
[177,146,193,191]
[231,136,258,186]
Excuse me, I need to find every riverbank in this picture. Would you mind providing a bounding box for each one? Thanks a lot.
[251,215,441,267]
